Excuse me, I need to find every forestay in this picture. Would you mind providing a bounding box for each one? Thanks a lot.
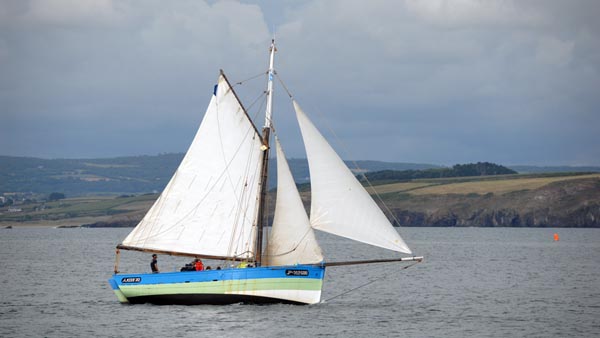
[294,101,412,254]
[264,138,324,266]
[121,75,264,259]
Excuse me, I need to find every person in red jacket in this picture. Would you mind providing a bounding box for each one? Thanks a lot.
[194,258,204,271]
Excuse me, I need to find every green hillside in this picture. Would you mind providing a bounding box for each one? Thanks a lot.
[2,171,598,228]
[367,173,600,227]
[0,154,183,196]
[0,154,440,196]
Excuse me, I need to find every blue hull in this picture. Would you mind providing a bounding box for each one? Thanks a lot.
[108,264,326,305]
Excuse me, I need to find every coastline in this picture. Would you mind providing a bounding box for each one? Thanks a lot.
[0,215,115,228]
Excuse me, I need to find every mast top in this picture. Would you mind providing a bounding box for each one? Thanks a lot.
[264,39,276,128]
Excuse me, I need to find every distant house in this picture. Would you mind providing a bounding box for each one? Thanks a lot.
[7,207,22,213]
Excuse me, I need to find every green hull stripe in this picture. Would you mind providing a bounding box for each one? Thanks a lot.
[113,289,129,303]
[119,278,323,297]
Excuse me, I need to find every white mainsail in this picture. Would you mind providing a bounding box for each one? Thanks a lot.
[264,138,324,266]
[121,74,264,259]
[294,101,412,254]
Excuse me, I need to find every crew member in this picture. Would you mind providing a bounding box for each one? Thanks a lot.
[194,257,204,271]
[151,254,159,273]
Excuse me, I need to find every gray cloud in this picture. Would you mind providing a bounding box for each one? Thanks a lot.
[1,0,599,165]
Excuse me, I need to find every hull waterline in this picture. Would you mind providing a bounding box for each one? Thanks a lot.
[108,264,325,305]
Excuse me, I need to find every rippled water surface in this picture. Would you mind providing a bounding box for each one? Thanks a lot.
[1,227,599,337]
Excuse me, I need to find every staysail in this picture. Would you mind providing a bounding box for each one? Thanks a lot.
[294,101,412,254]
[120,74,264,259]
[264,138,324,266]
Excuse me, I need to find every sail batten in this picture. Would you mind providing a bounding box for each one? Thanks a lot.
[294,101,412,254]
[120,74,264,259]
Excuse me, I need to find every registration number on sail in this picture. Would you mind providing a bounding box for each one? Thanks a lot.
[121,277,141,283]
[285,269,309,276]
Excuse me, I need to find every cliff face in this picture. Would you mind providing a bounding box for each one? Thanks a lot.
[391,177,600,227]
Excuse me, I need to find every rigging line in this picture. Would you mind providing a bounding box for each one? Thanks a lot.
[322,261,421,303]
[145,88,263,243]
[228,132,264,260]
[263,227,313,258]
[222,114,266,260]
[226,90,267,260]
[232,71,269,88]
[260,124,281,257]
[274,71,293,99]
[226,164,251,259]
[274,72,351,167]
[261,124,282,255]
[249,92,267,125]
[145,115,252,240]
[274,70,403,228]
[131,78,265,256]
[133,171,176,245]
[246,90,267,114]
[222,72,269,260]
[245,94,267,260]
[350,162,404,228]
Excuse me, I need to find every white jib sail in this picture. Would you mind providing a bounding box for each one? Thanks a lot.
[294,101,412,254]
[121,74,264,259]
[264,138,324,266]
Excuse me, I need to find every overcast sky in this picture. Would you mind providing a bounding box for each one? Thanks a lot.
[1,0,599,166]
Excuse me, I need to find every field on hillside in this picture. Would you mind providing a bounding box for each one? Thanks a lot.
[369,173,600,196]
[0,194,157,227]
[1,172,598,227]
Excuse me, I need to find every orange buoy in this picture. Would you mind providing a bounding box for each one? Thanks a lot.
[553,233,560,241]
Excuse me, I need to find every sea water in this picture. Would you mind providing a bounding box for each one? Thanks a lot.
[0,227,599,337]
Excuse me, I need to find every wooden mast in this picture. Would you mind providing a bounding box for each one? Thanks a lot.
[255,39,276,267]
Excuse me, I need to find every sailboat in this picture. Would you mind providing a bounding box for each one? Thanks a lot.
[108,40,422,305]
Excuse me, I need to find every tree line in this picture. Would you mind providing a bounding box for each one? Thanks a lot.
[360,162,517,182]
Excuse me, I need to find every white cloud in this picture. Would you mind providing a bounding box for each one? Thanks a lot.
[1,0,126,28]
[535,36,574,66]
[404,0,544,28]
[1,0,599,165]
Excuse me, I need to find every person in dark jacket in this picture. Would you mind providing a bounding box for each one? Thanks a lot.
[151,254,159,273]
